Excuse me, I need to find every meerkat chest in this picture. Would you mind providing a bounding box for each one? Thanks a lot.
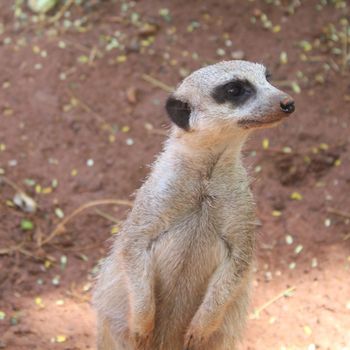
[152,212,225,298]
[153,181,254,267]
[151,191,254,313]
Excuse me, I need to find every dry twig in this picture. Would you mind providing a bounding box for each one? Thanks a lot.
[68,91,108,124]
[250,286,296,319]
[326,207,350,220]
[0,243,23,256]
[41,199,133,246]
[48,0,75,24]
[0,176,25,194]
[341,23,349,72]
[94,208,122,224]
[142,74,174,93]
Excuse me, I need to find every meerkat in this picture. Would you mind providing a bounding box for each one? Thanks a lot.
[93,60,295,350]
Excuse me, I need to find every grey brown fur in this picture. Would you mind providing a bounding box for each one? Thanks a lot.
[93,60,295,350]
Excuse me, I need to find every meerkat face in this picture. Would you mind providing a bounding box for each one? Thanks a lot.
[166,60,295,134]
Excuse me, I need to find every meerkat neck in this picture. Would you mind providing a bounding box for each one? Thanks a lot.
[149,130,249,195]
[163,129,248,174]
[134,131,250,221]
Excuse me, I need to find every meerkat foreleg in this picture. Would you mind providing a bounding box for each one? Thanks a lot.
[184,249,251,350]
[120,241,156,348]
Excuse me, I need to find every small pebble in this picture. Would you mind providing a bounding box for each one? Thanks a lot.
[231,50,245,60]
[60,255,67,269]
[295,244,303,254]
[52,276,60,286]
[126,138,134,146]
[83,282,92,292]
[324,218,331,227]
[282,146,292,153]
[55,208,64,219]
[269,316,276,324]
[280,51,288,64]
[0,311,5,320]
[58,40,66,49]
[264,271,272,282]
[285,235,293,245]
[289,262,296,269]
[2,81,10,89]
[216,48,226,56]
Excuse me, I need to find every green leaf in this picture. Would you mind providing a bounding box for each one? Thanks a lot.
[21,219,34,231]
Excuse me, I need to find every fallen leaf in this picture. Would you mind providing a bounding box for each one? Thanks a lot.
[126,87,138,104]
[262,138,269,150]
[55,335,67,343]
[290,192,303,200]
[21,219,34,231]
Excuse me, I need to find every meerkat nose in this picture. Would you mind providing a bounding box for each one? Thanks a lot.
[280,97,295,114]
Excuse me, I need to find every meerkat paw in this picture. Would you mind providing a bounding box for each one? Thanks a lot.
[129,324,154,348]
[183,319,211,350]
[183,329,206,350]
[128,308,155,349]
[184,309,221,350]
[131,331,153,350]
[129,327,153,350]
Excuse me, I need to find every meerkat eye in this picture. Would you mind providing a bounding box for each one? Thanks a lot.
[226,82,244,97]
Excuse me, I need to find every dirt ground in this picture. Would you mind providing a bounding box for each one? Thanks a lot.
[0,0,349,349]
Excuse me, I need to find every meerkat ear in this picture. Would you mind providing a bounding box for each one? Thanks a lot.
[165,96,191,130]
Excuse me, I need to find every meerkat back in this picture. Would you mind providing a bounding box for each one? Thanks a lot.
[93,60,295,350]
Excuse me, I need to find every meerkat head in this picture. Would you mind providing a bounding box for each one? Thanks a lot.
[166,60,295,140]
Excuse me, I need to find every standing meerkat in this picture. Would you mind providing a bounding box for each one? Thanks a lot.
[93,60,295,350]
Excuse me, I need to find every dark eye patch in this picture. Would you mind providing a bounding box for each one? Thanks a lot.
[211,79,255,106]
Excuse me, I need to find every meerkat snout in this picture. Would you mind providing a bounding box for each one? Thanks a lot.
[280,97,295,114]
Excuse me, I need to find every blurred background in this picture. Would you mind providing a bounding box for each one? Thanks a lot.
[0,0,349,349]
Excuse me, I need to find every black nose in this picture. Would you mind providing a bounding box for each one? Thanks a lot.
[280,98,295,114]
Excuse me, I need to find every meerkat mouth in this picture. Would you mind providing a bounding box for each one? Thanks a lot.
[238,115,284,129]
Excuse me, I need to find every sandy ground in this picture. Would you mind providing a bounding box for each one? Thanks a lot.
[0,1,349,349]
